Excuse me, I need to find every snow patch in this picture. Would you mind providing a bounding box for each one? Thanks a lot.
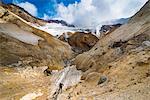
[20,91,43,100]
[0,23,43,45]
[50,65,82,97]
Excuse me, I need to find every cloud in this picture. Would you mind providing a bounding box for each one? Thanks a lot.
[42,14,51,20]
[55,0,148,27]
[16,2,38,16]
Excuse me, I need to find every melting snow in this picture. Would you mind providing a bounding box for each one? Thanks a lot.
[49,65,82,98]
[51,65,82,90]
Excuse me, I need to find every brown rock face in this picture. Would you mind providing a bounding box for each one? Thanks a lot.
[58,32,74,42]
[68,32,99,53]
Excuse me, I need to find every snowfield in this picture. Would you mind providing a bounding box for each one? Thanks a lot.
[31,23,76,37]
[30,22,100,37]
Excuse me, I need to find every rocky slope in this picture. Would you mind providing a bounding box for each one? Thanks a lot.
[66,1,150,99]
[0,4,73,69]
[0,3,76,99]
[0,1,150,100]
[74,1,150,73]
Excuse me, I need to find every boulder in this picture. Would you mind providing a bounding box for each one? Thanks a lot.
[85,72,102,85]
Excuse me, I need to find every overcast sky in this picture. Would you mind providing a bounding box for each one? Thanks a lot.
[3,0,148,27]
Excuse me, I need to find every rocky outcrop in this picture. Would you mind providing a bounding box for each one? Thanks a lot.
[58,32,74,42]
[99,24,122,38]
[68,32,99,53]
[58,32,99,53]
